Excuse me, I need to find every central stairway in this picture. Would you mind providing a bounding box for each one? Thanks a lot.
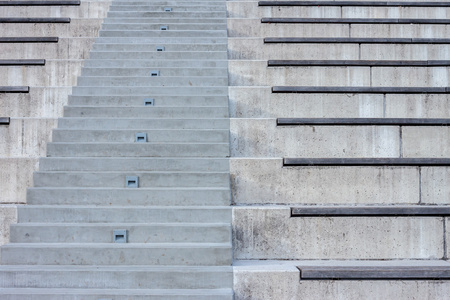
[0,0,233,298]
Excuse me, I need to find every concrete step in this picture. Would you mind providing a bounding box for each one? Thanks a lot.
[10,223,231,243]
[0,288,234,300]
[38,157,229,171]
[81,67,228,77]
[33,171,230,188]
[0,265,232,289]
[91,43,227,51]
[71,86,228,96]
[52,129,229,143]
[1,243,232,265]
[108,5,225,12]
[0,3,110,19]
[18,205,232,223]
[82,59,228,68]
[101,23,226,30]
[98,30,227,38]
[88,51,227,60]
[57,118,229,129]
[67,95,228,106]
[107,11,226,18]
[76,76,228,87]
[103,17,227,24]
[46,142,230,157]
[27,188,231,206]
[94,37,227,44]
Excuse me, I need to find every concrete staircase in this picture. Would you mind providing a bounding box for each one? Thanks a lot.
[0,0,233,298]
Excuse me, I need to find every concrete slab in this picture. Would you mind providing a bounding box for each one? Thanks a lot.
[372,67,450,87]
[421,167,450,204]
[402,127,450,158]
[0,205,17,247]
[227,2,340,18]
[385,94,450,118]
[360,44,450,60]
[0,158,37,203]
[351,24,450,39]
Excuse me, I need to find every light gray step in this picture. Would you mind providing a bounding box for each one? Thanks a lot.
[57,118,229,129]
[98,30,227,38]
[38,157,230,172]
[76,76,228,87]
[68,95,228,106]
[94,37,227,44]
[81,67,228,77]
[104,17,227,24]
[101,23,226,30]
[0,288,234,300]
[88,51,227,60]
[82,59,228,68]
[18,205,232,223]
[33,171,230,188]
[46,142,230,157]
[91,43,227,51]
[0,243,232,265]
[71,86,228,96]
[108,6,225,11]
[107,11,226,18]
[112,1,225,5]
[27,188,231,206]
[10,223,231,243]
[0,265,232,289]
[52,129,229,143]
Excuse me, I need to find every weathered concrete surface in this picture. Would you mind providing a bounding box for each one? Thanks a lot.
[0,158,37,204]
[352,24,450,39]
[0,205,17,252]
[342,7,450,19]
[229,87,384,118]
[385,94,450,118]
[372,67,450,88]
[233,207,444,259]
[402,127,450,158]
[231,119,400,157]
[227,2,341,18]
[421,167,450,204]
[360,44,450,60]
[230,158,419,205]
[447,217,450,259]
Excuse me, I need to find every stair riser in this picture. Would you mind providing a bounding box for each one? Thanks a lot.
[95,37,228,44]
[76,76,228,87]
[0,293,233,300]
[107,12,226,18]
[88,51,227,60]
[11,225,231,243]
[83,60,228,68]
[102,24,226,30]
[104,17,227,24]
[108,6,225,12]
[92,43,226,51]
[68,95,228,106]
[71,86,228,96]
[81,68,227,77]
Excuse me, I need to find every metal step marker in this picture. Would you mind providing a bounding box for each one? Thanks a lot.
[156,46,165,52]
[160,25,169,31]
[135,133,147,143]
[144,98,154,106]
[150,70,160,77]
[126,176,139,188]
[164,7,172,12]
[113,229,127,243]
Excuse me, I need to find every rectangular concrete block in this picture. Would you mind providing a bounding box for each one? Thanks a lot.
[447,217,450,259]
[342,7,450,19]
[228,61,370,86]
[402,127,450,158]
[360,44,450,60]
[351,24,450,39]
[233,206,444,259]
[230,158,420,205]
[228,19,349,38]
[0,205,17,248]
[421,167,450,204]
[227,2,340,18]
[385,94,450,118]
[371,67,450,88]
[0,158,38,204]
[231,119,400,157]
[229,87,384,118]
[228,38,359,60]
[0,118,57,157]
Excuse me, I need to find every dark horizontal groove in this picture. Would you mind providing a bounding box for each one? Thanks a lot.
[264,37,450,44]
[298,266,450,280]
[0,37,58,43]
[0,86,29,93]
[0,0,80,5]
[0,17,70,23]
[291,206,450,216]
[268,60,450,67]
[0,59,45,66]
[278,118,450,126]
[283,158,450,166]
[259,1,450,7]
[272,86,450,94]
[0,117,10,125]
[262,17,450,24]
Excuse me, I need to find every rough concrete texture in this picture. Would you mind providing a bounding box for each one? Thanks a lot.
[231,119,400,157]
[0,205,17,249]
[230,158,419,205]
[351,24,450,39]
[0,118,57,158]
[402,127,450,158]
[233,207,444,259]
[385,94,450,118]
[0,20,103,38]
[372,67,450,88]
[447,218,450,259]
[227,2,341,18]
[360,44,450,60]
[234,263,450,300]
[0,158,37,204]
[421,167,450,204]
[229,87,384,118]
[342,7,450,19]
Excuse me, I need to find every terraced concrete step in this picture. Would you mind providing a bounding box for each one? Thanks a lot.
[99,30,227,38]
[101,23,226,30]
[1,243,232,265]
[81,67,228,76]
[71,86,228,96]
[57,118,229,129]
[10,223,231,243]
[68,95,228,106]
[94,37,228,44]
[0,265,232,289]
[108,5,225,12]
[52,129,229,142]
[83,59,228,68]
[33,171,230,188]
[88,51,227,59]
[107,11,226,18]
[0,288,234,300]
[76,76,228,87]
[18,205,232,223]
[91,43,227,51]
[103,17,227,24]
[39,157,229,171]
[46,142,230,157]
